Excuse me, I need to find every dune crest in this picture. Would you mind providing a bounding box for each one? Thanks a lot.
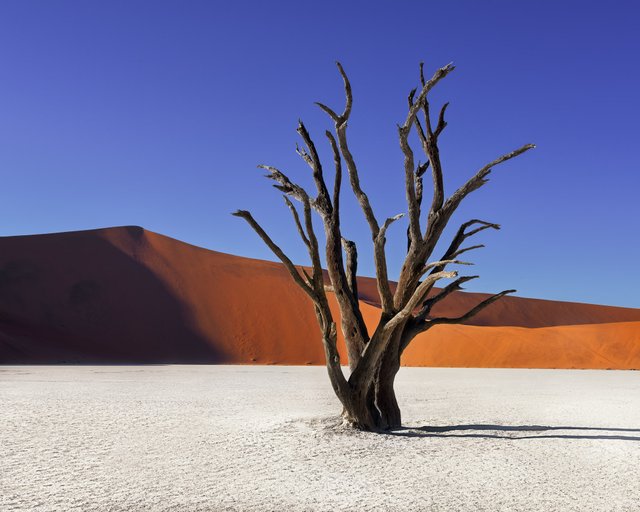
[1,226,639,368]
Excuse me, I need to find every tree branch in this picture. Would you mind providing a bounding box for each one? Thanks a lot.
[326,130,342,225]
[399,63,455,249]
[350,269,457,390]
[415,63,452,218]
[404,62,455,131]
[317,62,401,335]
[401,288,517,355]
[313,310,349,402]
[301,267,314,288]
[283,196,310,249]
[259,164,311,207]
[414,275,480,323]
[406,219,496,309]
[375,213,404,313]
[316,62,380,239]
[300,194,325,292]
[451,244,485,259]
[341,238,358,299]
[305,85,372,366]
[297,121,333,215]
[398,123,422,248]
[437,219,500,266]
[396,270,458,323]
[232,210,315,298]
[408,87,427,144]
[434,102,449,138]
[420,259,473,276]
[444,144,535,213]
[428,289,516,326]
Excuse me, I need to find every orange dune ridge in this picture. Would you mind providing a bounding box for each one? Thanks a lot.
[0,226,639,368]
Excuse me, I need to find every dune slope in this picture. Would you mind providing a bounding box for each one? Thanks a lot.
[1,226,639,368]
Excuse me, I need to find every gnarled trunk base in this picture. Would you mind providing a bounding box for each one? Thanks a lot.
[375,373,401,429]
[339,384,401,431]
[340,396,379,431]
[338,367,402,432]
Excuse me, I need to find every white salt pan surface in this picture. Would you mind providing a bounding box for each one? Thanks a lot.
[1,365,639,511]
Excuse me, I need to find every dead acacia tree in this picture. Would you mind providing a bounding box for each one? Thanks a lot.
[234,61,534,431]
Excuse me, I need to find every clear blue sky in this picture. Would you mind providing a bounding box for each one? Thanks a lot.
[1,1,639,307]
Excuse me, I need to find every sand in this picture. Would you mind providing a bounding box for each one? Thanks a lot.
[1,226,640,368]
[2,365,639,511]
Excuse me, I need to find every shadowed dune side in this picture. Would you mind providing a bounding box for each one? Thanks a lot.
[0,227,225,363]
[0,227,325,364]
[1,226,639,367]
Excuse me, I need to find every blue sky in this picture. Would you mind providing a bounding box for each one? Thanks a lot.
[0,1,638,307]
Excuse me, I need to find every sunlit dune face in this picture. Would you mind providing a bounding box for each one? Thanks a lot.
[1,226,639,369]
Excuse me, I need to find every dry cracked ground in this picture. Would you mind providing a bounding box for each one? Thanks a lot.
[2,365,639,511]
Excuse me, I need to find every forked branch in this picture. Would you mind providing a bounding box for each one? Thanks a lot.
[429,289,516,326]
[435,219,501,271]
[414,275,480,323]
[400,63,455,247]
[351,269,458,389]
[316,63,379,239]
[403,288,517,353]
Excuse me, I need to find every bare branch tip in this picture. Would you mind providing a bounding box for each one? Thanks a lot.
[314,101,340,122]
[407,88,417,107]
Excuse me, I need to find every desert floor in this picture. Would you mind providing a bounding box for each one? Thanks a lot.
[1,366,639,511]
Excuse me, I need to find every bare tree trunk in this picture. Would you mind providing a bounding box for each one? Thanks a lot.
[375,339,402,429]
[234,60,533,432]
[340,330,403,431]
[340,390,379,431]
[365,378,383,428]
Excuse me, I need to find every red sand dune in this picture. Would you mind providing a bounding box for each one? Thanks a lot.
[1,226,639,368]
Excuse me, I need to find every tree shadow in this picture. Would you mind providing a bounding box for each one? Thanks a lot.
[386,423,640,441]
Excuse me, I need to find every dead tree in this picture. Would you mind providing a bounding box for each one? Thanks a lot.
[234,61,534,431]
